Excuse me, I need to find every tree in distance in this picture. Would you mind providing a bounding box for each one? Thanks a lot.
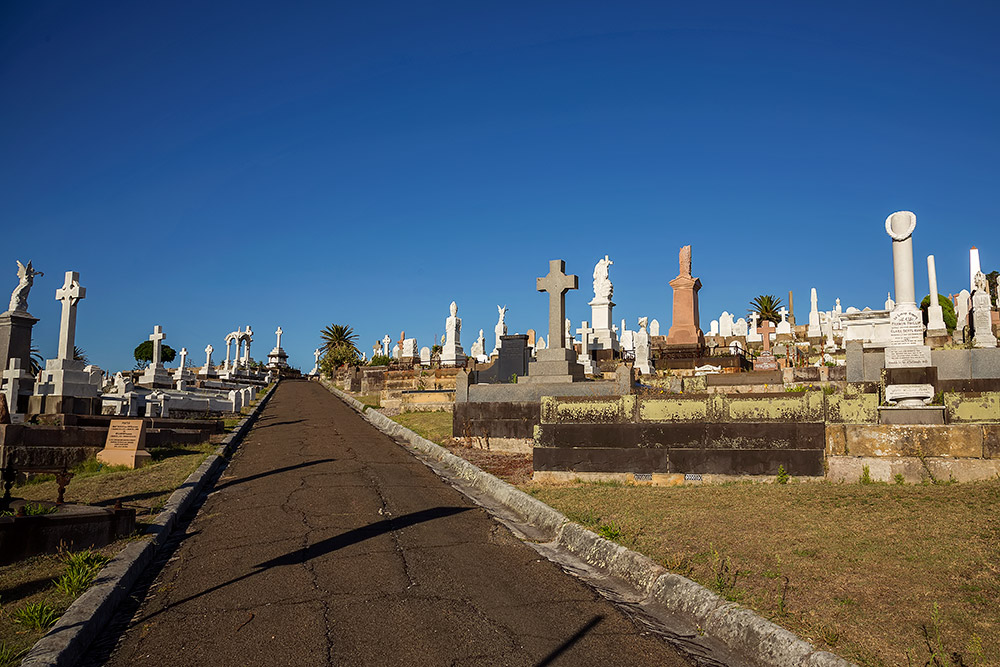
[749,294,783,323]
[134,340,176,369]
[319,324,361,373]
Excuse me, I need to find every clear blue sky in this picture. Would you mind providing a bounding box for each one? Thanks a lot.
[3,1,998,371]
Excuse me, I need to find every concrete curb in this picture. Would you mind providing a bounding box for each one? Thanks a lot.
[21,382,279,667]
[322,382,852,667]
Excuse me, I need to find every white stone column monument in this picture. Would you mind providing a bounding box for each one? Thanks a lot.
[634,317,653,376]
[267,326,289,369]
[807,288,822,338]
[202,344,215,376]
[971,271,997,349]
[925,255,948,337]
[576,321,599,376]
[883,211,933,406]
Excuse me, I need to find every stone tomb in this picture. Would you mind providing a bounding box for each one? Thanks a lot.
[664,245,705,350]
[97,419,152,468]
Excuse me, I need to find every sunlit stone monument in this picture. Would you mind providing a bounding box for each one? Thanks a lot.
[520,260,584,383]
[588,255,618,352]
[267,326,289,369]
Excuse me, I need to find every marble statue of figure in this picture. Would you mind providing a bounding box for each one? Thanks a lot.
[973,270,988,294]
[679,245,692,277]
[592,255,613,300]
[8,260,43,313]
[496,305,507,333]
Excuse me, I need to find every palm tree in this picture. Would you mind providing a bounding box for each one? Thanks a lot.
[749,294,783,323]
[320,324,359,356]
[73,346,88,364]
[29,346,45,375]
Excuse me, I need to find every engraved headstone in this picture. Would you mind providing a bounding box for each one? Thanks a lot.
[97,420,152,468]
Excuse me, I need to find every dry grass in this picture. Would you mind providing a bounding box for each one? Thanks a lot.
[0,441,219,661]
[522,479,1000,666]
[389,411,534,485]
[17,442,217,524]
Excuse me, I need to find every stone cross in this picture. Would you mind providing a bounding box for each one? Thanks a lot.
[536,260,578,350]
[178,347,188,368]
[757,320,776,353]
[778,307,788,323]
[314,348,321,364]
[149,325,166,366]
[275,327,283,348]
[205,344,214,367]
[398,331,405,353]
[576,321,594,358]
[55,271,86,361]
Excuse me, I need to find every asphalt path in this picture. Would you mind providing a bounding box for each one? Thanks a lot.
[99,379,690,666]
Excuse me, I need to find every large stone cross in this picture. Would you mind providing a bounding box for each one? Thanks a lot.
[536,260,578,350]
[55,271,86,360]
[178,347,188,368]
[778,307,788,323]
[757,319,776,353]
[205,344,214,367]
[275,326,283,348]
[149,325,166,366]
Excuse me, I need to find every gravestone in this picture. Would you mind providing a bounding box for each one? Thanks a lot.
[31,271,104,414]
[753,320,779,371]
[201,344,215,376]
[401,338,418,361]
[719,311,734,337]
[664,245,705,349]
[138,325,174,388]
[420,346,431,366]
[309,348,321,375]
[520,259,584,383]
[634,317,653,375]
[807,288,822,338]
[925,255,948,337]
[882,211,934,407]
[733,318,748,337]
[97,420,151,468]
[381,335,391,357]
[3,358,34,415]
[576,321,599,375]
[0,261,42,391]
[492,306,508,357]
[476,335,531,383]
[649,319,660,337]
[746,312,762,343]
[471,329,487,362]
[588,255,619,351]
[709,320,719,336]
[267,326,289,369]
[776,307,792,335]
[440,301,467,366]
[972,272,997,348]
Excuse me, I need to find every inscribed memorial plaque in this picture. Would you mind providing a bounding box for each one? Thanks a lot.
[98,419,151,468]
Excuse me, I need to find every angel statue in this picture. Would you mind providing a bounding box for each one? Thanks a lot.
[592,255,613,301]
[8,260,43,313]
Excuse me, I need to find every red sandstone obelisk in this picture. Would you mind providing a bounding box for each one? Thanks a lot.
[664,245,705,349]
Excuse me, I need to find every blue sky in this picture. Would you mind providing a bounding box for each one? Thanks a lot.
[3,1,998,370]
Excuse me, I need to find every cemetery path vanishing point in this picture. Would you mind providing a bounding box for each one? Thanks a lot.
[96,380,691,667]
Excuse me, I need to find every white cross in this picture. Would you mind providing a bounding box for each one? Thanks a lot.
[778,307,788,322]
[149,325,166,366]
[205,344,214,367]
[275,326,283,348]
[178,347,188,368]
[55,271,86,360]
[576,321,594,359]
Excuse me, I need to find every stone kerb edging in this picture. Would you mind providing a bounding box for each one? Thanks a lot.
[22,382,279,667]
[322,383,852,667]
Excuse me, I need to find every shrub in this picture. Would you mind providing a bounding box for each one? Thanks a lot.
[775,465,790,484]
[55,550,110,597]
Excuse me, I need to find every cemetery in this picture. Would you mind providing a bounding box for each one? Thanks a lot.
[328,211,1000,486]
[0,261,279,579]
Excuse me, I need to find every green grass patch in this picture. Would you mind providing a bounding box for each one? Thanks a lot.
[390,411,453,446]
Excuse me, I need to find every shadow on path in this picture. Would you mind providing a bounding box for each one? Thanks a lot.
[212,459,336,492]
[137,506,472,623]
[537,615,603,667]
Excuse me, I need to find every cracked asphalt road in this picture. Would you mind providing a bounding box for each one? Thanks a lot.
[101,380,690,666]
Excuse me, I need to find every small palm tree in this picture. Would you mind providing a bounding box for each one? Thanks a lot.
[320,324,359,356]
[29,346,45,375]
[73,346,88,364]
[749,295,783,323]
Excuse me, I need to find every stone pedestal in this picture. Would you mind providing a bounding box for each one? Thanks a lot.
[665,275,705,349]
[267,347,289,369]
[138,363,174,389]
[588,297,619,351]
[0,310,38,385]
[520,348,584,384]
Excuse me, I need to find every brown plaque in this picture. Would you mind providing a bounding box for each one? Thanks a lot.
[98,420,151,468]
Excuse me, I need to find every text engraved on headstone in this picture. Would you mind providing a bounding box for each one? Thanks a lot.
[105,420,146,451]
[889,310,925,347]
[884,345,932,369]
